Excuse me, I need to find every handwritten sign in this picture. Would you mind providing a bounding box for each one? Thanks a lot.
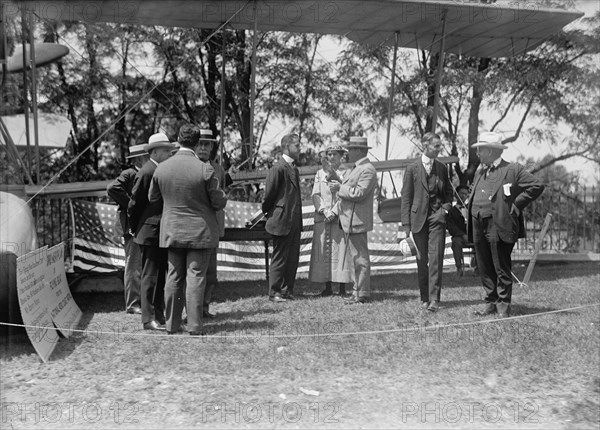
[46,243,82,336]
[16,246,58,362]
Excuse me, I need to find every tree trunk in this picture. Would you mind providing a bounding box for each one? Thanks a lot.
[465,57,490,184]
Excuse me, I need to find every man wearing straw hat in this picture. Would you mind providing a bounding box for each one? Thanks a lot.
[128,132,177,331]
[195,128,230,319]
[329,136,378,304]
[107,144,148,315]
[469,131,544,318]
[400,132,453,313]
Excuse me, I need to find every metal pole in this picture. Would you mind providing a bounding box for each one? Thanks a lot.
[384,32,399,162]
[219,28,227,165]
[430,9,448,133]
[28,9,40,183]
[20,6,32,179]
[249,1,258,168]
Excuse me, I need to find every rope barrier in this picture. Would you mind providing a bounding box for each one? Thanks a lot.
[1,303,597,341]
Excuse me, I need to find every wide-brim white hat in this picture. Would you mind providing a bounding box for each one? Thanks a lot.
[144,133,176,153]
[472,132,506,150]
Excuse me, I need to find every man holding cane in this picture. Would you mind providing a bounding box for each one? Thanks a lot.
[329,136,378,304]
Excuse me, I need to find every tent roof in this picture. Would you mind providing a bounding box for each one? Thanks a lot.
[10,0,583,58]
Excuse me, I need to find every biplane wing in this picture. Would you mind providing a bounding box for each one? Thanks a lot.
[7,1,583,58]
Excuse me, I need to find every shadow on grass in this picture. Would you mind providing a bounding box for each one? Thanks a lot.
[0,310,97,361]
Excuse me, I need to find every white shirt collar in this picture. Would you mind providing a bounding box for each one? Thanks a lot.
[282,153,295,165]
[150,158,159,167]
[491,157,502,168]
[421,154,432,164]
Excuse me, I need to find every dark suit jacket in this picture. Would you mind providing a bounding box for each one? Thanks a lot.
[446,205,467,238]
[467,160,544,244]
[400,159,453,234]
[262,159,302,236]
[149,151,227,249]
[107,166,138,237]
[127,160,162,246]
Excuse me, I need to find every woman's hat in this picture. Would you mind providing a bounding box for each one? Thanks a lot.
[320,144,348,156]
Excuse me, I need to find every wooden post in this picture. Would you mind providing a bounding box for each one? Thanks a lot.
[249,1,258,168]
[523,213,552,285]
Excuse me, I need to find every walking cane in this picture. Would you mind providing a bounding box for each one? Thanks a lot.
[341,202,356,266]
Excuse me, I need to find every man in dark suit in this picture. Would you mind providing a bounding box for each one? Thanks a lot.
[195,129,230,319]
[400,132,453,312]
[468,132,544,318]
[127,133,176,331]
[149,125,227,335]
[262,134,303,302]
[106,144,148,315]
[446,184,476,277]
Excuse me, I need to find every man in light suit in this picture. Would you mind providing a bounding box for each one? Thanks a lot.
[262,134,303,303]
[329,136,378,304]
[149,125,227,335]
[468,132,544,318]
[127,133,176,330]
[400,132,453,312]
[107,144,148,315]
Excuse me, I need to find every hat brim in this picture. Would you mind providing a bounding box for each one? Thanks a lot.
[144,141,175,153]
[472,142,506,150]
[125,152,146,159]
[345,144,372,149]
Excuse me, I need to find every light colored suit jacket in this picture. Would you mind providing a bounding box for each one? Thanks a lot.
[335,157,377,234]
[149,151,227,249]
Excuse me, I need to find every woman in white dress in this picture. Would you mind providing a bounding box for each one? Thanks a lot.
[309,144,353,296]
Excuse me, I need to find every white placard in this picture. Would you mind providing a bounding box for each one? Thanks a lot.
[16,246,58,362]
[46,243,82,337]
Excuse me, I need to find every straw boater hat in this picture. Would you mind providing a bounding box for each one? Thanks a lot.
[144,133,176,153]
[345,136,372,150]
[125,144,146,159]
[472,132,506,150]
[199,129,217,142]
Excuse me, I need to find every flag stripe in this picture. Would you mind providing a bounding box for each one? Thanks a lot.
[70,199,456,273]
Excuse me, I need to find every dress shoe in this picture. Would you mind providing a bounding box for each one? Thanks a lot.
[344,297,370,305]
[156,315,166,325]
[143,320,166,331]
[421,301,430,310]
[282,294,295,300]
[126,306,142,315]
[320,289,333,297]
[203,310,215,319]
[427,300,440,312]
[474,304,497,316]
[167,324,187,335]
[189,331,205,336]
[269,295,287,303]
[496,303,511,318]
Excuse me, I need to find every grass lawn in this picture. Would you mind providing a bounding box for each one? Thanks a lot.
[1,261,599,429]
